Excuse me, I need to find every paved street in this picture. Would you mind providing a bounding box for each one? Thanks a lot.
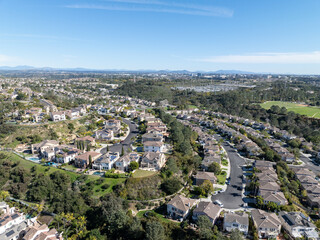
[101,118,139,155]
[291,153,320,175]
[211,134,246,209]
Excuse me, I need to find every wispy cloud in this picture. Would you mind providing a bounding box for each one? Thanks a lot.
[0,54,15,63]
[196,51,320,64]
[1,33,85,42]
[65,1,233,17]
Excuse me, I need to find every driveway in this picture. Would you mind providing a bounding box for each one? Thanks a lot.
[211,134,246,209]
[100,119,139,154]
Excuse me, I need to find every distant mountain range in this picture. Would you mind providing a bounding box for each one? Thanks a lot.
[0,65,258,74]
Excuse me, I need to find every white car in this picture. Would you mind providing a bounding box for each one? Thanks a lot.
[214,200,224,207]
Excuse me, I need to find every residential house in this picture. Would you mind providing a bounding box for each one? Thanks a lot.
[167,195,198,220]
[74,151,101,168]
[40,99,58,113]
[95,129,114,141]
[256,172,278,182]
[21,221,63,240]
[0,202,8,214]
[141,152,166,171]
[50,111,66,122]
[201,154,221,171]
[0,204,28,240]
[143,141,164,153]
[115,152,140,172]
[55,148,81,164]
[194,171,217,185]
[279,211,319,240]
[142,132,163,143]
[192,202,221,224]
[76,136,96,146]
[251,209,281,239]
[260,190,288,206]
[223,212,249,235]
[31,140,59,157]
[105,119,121,128]
[92,152,120,170]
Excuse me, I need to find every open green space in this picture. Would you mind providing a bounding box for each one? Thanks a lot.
[216,171,227,185]
[137,210,179,225]
[260,101,320,118]
[188,105,198,109]
[132,169,157,178]
[5,152,125,196]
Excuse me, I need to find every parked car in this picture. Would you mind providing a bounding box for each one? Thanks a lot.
[214,200,224,207]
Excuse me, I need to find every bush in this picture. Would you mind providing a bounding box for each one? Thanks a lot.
[161,177,182,195]
[96,178,104,185]
[101,183,110,190]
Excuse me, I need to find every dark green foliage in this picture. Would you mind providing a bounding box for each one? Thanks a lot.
[161,177,182,195]
[208,162,221,174]
[129,161,139,171]
[145,220,165,240]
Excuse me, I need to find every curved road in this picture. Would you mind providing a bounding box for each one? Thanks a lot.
[211,134,245,209]
[100,118,139,154]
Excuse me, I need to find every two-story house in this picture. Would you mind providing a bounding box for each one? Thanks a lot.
[251,209,281,239]
[223,212,249,235]
[167,195,198,220]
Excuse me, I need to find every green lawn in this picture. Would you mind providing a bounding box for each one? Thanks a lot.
[92,178,126,196]
[4,152,124,197]
[137,210,179,225]
[260,101,320,118]
[221,159,228,166]
[132,169,157,178]
[188,105,198,109]
[216,171,227,185]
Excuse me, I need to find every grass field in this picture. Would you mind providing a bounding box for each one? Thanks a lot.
[137,210,179,225]
[260,101,320,118]
[132,169,157,178]
[4,152,125,196]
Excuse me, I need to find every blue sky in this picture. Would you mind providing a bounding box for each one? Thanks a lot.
[0,0,320,74]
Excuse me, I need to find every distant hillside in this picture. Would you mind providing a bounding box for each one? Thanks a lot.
[0,65,256,74]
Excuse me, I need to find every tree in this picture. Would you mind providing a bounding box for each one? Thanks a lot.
[89,155,93,169]
[161,177,182,194]
[178,140,193,155]
[197,215,212,229]
[16,92,28,100]
[68,123,75,132]
[87,144,91,152]
[230,229,244,240]
[127,217,144,240]
[197,215,214,240]
[264,149,275,162]
[0,191,9,201]
[99,194,129,238]
[129,161,139,171]
[166,158,178,173]
[121,146,124,157]
[145,220,165,240]
[208,162,221,174]
[201,180,214,196]
[36,201,44,216]
[256,196,264,208]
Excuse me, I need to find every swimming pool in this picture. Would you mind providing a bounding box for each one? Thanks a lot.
[27,157,41,162]
[93,172,105,176]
